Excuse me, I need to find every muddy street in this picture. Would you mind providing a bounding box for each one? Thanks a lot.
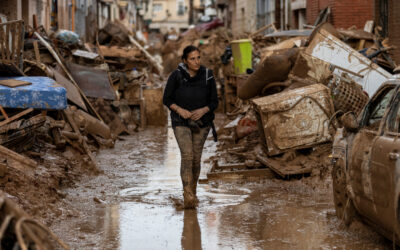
[1,1,400,248]
[49,124,391,249]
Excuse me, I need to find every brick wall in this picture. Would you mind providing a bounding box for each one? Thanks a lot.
[388,0,400,64]
[306,0,373,29]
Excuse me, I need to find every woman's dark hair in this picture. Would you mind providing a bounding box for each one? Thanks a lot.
[181,45,199,60]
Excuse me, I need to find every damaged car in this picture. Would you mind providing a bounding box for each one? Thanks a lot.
[331,80,400,242]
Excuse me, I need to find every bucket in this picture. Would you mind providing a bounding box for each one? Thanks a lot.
[230,39,252,74]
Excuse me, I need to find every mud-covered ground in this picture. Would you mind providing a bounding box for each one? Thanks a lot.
[49,116,393,249]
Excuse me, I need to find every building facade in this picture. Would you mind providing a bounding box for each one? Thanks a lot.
[255,0,306,32]
[306,0,374,29]
[147,0,190,31]
[226,0,257,35]
[374,0,400,65]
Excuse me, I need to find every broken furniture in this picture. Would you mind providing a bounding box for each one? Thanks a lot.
[0,76,67,128]
[306,28,392,96]
[0,20,24,76]
[252,84,334,156]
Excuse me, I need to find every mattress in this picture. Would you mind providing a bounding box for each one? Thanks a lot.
[0,76,67,110]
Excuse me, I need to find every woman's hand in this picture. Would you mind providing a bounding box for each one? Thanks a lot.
[191,107,209,121]
[177,107,192,119]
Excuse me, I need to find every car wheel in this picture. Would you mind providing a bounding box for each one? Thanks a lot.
[332,159,356,226]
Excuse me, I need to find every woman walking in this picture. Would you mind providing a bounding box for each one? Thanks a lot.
[163,45,218,209]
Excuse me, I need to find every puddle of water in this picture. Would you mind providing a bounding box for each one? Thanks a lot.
[66,124,391,249]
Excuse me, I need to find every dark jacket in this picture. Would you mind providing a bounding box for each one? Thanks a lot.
[163,63,218,127]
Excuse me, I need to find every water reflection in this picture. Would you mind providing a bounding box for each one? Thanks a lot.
[182,210,202,250]
[90,127,391,249]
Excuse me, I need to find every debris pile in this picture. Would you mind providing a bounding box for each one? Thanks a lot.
[208,21,395,180]
[161,26,233,82]
[0,18,166,235]
[0,191,69,250]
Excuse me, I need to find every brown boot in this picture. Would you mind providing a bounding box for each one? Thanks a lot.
[183,186,196,209]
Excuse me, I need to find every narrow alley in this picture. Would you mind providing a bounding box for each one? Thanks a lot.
[1,0,400,249]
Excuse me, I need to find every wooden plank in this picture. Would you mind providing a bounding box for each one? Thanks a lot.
[128,35,163,74]
[207,168,275,179]
[11,22,16,64]
[62,109,97,167]
[15,22,21,67]
[214,162,263,170]
[357,20,374,50]
[33,41,41,64]
[5,23,9,62]
[140,98,146,128]
[32,14,38,30]
[250,23,273,38]
[0,106,8,119]
[256,154,312,178]
[0,79,31,87]
[16,21,23,68]
[0,144,37,168]
[0,20,5,61]
[0,108,34,127]
[49,67,87,111]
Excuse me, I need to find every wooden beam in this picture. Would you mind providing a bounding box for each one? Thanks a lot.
[11,22,16,63]
[5,23,10,62]
[128,35,163,74]
[0,108,34,127]
[33,14,38,30]
[0,106,8,119]
[0,145,37,168]
[33,41,41,64]
[256,154,312,178]
[357,20,374,50]
[0,20,5,61]
[214,162,263,170]
[250,23,273,38]
[16,21,23,68]
[207,168,275,179]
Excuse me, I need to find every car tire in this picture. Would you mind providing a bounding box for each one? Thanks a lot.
[332,159,356,226]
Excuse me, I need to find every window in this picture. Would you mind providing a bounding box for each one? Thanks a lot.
[177,0,185,16]
[153,3,162,12]
[364,87,395,130]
